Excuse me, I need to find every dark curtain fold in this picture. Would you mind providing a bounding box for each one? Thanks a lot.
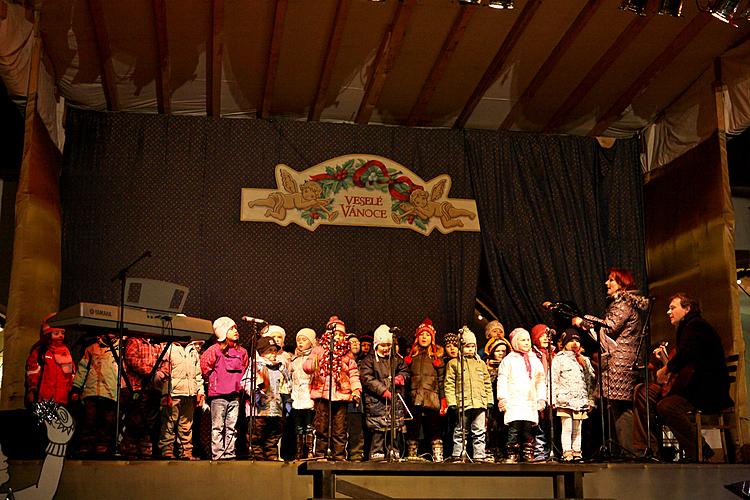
[60,110,481,345]
[464,130,646,333]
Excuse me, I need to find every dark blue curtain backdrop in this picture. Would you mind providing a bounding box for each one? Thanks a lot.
[60,109,645,348]
[464,130,647,334]
[61,110,481,348]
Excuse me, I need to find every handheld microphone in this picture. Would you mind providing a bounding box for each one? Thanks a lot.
[541,301,565,311]
[546,327,556,337]
[389,326,401,334]
[241,316,266,324]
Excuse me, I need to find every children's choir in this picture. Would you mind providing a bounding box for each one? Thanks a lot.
[25,313,602,463]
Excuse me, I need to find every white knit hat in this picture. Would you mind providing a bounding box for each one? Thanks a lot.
[212,316,236,342]
[373,324,392,347]
[460,326,476,346]
[296,328,317,347]
[509,328,531,351]
[263,324,286,341]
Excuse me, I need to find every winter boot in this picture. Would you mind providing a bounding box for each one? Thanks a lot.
[522,442,537,463]
[406,440,420,460]
[295,434,306,460]
[503,444,520,464]
[431,440,444,463]
[309,430,323,459]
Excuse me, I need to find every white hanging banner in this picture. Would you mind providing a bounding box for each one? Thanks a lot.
[241,155,480,235]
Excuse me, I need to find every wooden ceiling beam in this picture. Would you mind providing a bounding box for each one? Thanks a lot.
[500,0,602,131]
[206,0,224,117]
[406,4,478,127]
[86,0,120,111]
[309,0,351,122]
[151,0,171,114]
[355,0,416,125]
[259,0,288,119]
[542,10,653,133]
[590,12,711,136]
[453,0,542,129]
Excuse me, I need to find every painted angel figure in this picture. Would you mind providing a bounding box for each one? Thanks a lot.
[393,179,475,229]
[247,169,338,221]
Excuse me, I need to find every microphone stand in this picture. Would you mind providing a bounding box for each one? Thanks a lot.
[110,250,151,455]
[545,342,559,461]
[242,320,262,460]
[387,334,399,462]
[325,324,336,461]
[455,328,470,462]
[633,298,659,462]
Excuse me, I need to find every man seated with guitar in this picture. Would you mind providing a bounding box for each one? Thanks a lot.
[635,293,732,462]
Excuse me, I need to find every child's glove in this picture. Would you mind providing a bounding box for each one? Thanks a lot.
[537,399,546,411]
[69,387,82,402]
[382,390,392,400]
[281,394,292,416]
[439,398,448,416]
[497,398,507,412]
[394,375,405,386]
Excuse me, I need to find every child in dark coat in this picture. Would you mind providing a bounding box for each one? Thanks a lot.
[359,324,410,460]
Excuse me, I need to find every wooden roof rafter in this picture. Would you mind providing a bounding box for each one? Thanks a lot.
[86,0,120,111]
[355,0,416,125]
[206,0,224,117]
[543,0,659,133]
[500,0,603,130]
[406,4,478,127]
[453,0,543,129]
[309,0,351,122]
[259,0,288,119]
[151,0,171,114]
[590,12,711,136]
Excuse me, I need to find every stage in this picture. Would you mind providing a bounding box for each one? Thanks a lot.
[3,459,749,499]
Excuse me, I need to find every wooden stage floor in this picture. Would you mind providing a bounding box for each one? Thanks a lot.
[3,458,749,500]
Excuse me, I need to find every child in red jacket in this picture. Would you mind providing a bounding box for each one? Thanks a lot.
[25,314,75,407]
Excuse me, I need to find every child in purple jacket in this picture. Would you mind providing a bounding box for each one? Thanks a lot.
[200,317,249,460]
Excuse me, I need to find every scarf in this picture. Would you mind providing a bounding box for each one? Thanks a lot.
[318,330,350,385]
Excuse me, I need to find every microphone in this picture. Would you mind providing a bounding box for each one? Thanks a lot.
[546,327,556,337]
[390,326,401,334]
[241,316,266,324]
[541,301,565,311]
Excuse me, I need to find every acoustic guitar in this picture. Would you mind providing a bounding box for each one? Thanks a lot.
[654,341,694,397]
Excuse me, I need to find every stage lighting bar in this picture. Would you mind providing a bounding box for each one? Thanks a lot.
[620,0,648,14]
[488,0,514,8]
[707,0,750,25]
[658,0,684,16]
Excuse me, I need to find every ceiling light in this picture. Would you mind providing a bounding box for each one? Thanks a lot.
[459,0,482,4]
[658,0,684,16]
[488,0,514,8]
[709,0,745,24]
[620,0,648,15]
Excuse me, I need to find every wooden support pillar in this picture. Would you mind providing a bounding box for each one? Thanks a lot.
[1,6,63,410]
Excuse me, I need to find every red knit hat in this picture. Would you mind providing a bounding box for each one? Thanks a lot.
[405,318,443,367]
[530,324,549,347]
[40,312,64,341]
[326,315,346,334]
